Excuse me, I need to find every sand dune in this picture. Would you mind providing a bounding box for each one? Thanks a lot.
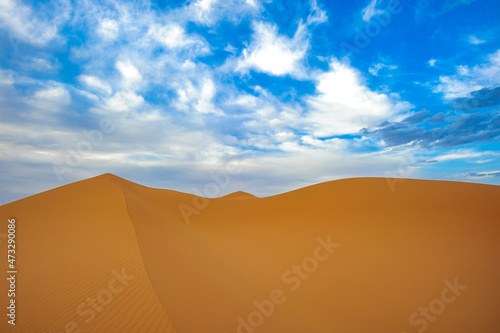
[1,174,499,332]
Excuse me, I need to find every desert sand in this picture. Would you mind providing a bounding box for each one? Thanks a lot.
[1,174,499,332]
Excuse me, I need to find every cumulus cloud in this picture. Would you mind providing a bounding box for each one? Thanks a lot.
[235,21,310,77]
[2,0,498,204]
[100,91,145,114]
[78,75,112,95]
[434,76,484,100]
[27,83,71,113]
[306,59,411,136]
[434,49,500,99]
[0,0,417,204]
[116,60,142,89]
[192,0,218,22]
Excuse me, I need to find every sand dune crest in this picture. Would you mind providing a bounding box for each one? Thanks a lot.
[1,174,499,332]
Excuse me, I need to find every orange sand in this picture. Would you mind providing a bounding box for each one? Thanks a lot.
[1,174,499,332]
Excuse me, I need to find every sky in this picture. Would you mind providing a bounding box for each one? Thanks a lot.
[0,0,499,203]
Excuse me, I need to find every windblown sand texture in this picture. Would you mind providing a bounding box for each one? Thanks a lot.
[1,174,499,332]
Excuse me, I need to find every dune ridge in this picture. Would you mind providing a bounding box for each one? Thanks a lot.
[1,174,500,332]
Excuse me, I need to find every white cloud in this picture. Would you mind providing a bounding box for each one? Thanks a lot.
[229,93,259,108]
[197,0,218,12]
[78,75,112,95]
[147,23,208,51]
[0,70,14,86]
[368,63,397,76]
[468,35,486,45]
[192,0,218,22]
[224,44,238,54]
[464,170,500,178]
[368,64,382,76]
[361,0,384,22]
[245,0,259,7]
[97,18,119,40]
[100,91,144,113]
[0,0,69,46]
[235,21,309,77]
[186,0,262,26]
[221,86,308,150]
[307,0,328,25]
[456,65,470,76]
[428,59,437,67]
[28,83,71,113]
[12,57,59,73]
[175,77,221,114]
[433,150,495,162]
[75,89,99,102]
[116,60,142,88]
[306,59,411,136]
[434,76,483,100]
[301,135,347,150]
[474,50,500,80]
[433,49,500,99]
[195,77,219,114]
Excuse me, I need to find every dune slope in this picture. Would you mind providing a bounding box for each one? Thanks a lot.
[0,175,176,333]
[1,174,499,333]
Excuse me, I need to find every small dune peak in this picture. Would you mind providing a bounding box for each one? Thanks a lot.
[97,173,132,186]
[220,191,256,199]
[92,173,118,179]
[100,173,117,178]
[99,173,130,182]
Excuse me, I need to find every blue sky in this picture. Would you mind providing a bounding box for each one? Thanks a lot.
[1,0,499,203]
